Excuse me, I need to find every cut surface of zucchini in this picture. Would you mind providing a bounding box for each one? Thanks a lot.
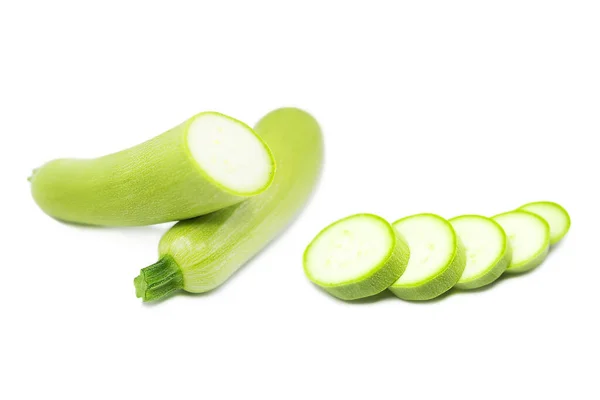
[450,215,512,290]
[304,214,410,300]
[389,214,466,301]
[518,201,570,245]
[186,113,274,194]
[492,211,550,273]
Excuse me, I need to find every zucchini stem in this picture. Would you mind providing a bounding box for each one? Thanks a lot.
[134,256,184,302]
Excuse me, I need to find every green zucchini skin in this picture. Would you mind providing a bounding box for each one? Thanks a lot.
[135,108,324,301]
[30,112,274,226]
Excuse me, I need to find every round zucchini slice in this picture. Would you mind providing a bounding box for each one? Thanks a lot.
[492,211,550,273]
[518,201,570,245]
[389,214,466,301]
[304,213,410,300]
[450,215,512,290]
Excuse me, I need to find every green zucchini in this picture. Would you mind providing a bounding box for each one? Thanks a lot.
[449,215,512,290]
[388,213,466,301]
[492,210,550,273]
[134,108,324,301]
[303,213,410,300]
[518,201,570,245]
[30,112,275,226]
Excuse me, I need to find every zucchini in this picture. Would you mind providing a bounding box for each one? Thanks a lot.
[492,210,550,273]
[518,201,570,245]
[134,108,323,301]
[388,214,466,301]
[30,112,275,226]
[449,215,512,290]
[303,213,410,300]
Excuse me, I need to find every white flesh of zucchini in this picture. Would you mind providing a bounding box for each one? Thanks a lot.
[187,113,274,193]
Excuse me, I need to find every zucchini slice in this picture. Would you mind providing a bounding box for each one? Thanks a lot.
[303,213,410,300]
[518,201,570,245]
[389,214,466,301]
[492,211,550,273]
[449,215,512,290]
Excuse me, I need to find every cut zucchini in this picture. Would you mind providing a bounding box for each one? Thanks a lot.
[518,201,570,245]
[449,215,512,290]
[389,214,466,301]
[30,112,275,226]
[492,211,550,273]
[303,214,410,300]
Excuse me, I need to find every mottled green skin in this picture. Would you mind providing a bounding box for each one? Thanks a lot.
[30,112,273,226]
[389,215,467,301]
[150,108,324,295]
[304,217,410,301]
[450,215,512,290]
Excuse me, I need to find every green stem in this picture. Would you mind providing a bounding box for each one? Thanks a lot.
[134,255,184,302]
[28,168,39,182]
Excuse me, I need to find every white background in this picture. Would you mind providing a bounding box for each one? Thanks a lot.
[1,1,599,399]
